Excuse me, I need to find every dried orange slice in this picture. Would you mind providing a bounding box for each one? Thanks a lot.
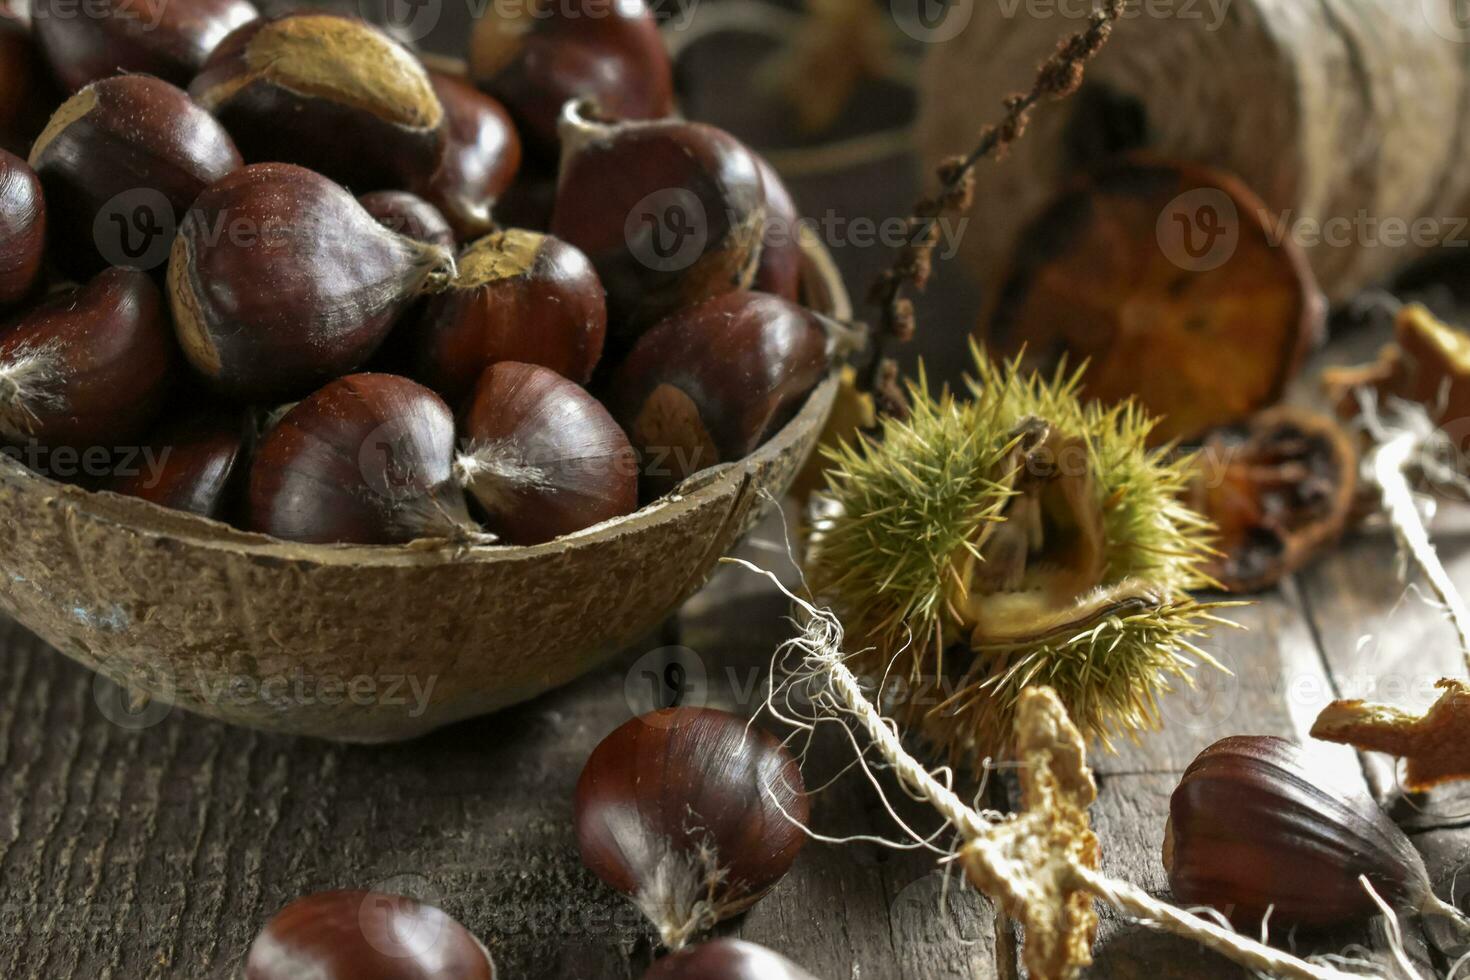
[983,159,1325,444]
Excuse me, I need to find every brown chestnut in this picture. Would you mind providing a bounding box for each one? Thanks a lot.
[0,148,44,309]
[492,167,557,233]
[576,707,809,949]
[416,70,521,241]
[408,229,605,403]
[29,74,242,277]
[359,190,456,250]
[191,12,446,191]
[606,291,830,496]
[469,0,673,161]
[0,266,174,447]
[552,103,768,343]
[644,940,819,980]
[456,361,635,545]
[0,12,63,155]
[245,889,496,980]
[752,155,803,303]
[107,411,248,518]
[168,163,456,403]
[248,373,481,545]
[32,0,258,91]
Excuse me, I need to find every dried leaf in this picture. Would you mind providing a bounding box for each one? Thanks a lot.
[1312,678,1470,790]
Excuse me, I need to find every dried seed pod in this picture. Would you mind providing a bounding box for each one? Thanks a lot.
[552,103,768,344]
[0,266,174,447]
[358,190,456,250]
[0,148,45,309]
[468,0,673,161]
[29,74,242,276]
[32,0,258,91]
[417,70,521,240]
[752,155,803,303]
[190,12,446,191]
[606,291,829,496]
[983,158,1325,444]
[248,373,481,545]
[410,229,606,403]
[576,707,809,949]
[0,13,63,155]
[643,940,819,980]
[457,361,635,545]
[1166,735,1462,930]
[168,163,456,402]
[1186,406,1357,593]
[107,411,249,519]
[245,889,496,980]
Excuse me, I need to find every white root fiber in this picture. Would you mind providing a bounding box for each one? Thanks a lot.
[0,341,65,441]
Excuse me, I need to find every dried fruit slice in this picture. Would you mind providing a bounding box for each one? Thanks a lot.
[1187,407,1357,593]
[983,158,1325,444]
[1325,303,1470,424]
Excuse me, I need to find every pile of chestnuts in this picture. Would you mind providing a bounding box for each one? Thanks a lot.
[0,0,832,547]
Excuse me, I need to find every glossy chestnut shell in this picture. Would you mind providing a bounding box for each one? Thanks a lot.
[0,148,45,309]
[576,707,809,948]
[469,0,673,161]
[409,228,606,403]
[190,11,446,190]
[168,163,454,402]
[245,889,496,980]
[643,940,818,980]
[418,70,521,240]
[29,74,242,276]
[458,361,636,545]
[606,291,830,496]
[107,411,248,519]
[32,0,258,91]
[359,190,456,250]
[247,373,477,546]
[1166,735,1437,930]
[752,155,803,303]
[0,13,63,155]
[0,266,174,447]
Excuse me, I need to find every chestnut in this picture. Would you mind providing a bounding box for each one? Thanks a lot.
[0,13,63,155]
[752,155,803,303]
[168,163,456,403]
[552,103,768,343]
[0,266,174,447]
[492,167,557,233]
[248,373,481,545]
[107,411,249,519]
[643,940,819,980]
[576,707,809,949]
[468,0,673,161]
[457,361,635,545]
[408,229,606,403]
[416,70,521,241]
[191,12,446,191]
[245,889,496,980]
[31,0,258,91]
[29,74,242,277]
[359,190,456,250]
[606,291,830,496]
[0,148,44,309]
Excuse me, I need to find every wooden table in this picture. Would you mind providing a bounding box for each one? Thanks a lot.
[8,18,1470,980]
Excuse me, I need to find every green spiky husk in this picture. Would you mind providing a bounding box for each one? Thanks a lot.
[805,348,1230,762]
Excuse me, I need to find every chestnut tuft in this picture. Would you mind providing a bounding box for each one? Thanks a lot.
[248,373,482,546]
[468,0,673,161]
[456,361,635,545]
[359,190,456,250]
[643,940,819,980]
[168,163,456,403]
[190,11,446,191]
[107,411,249,519]
[29,74,242,277]
[606,291,830,496]
[32,0,258,91]
[752,155,803,303]
[409,228,606,403]
[0,148,45,309]
[416,70,521,241]
[552,103,768,342]
[575,707,809,949]
[0,266,174,448]
[245,889,496,980]
[0,13,63,155]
